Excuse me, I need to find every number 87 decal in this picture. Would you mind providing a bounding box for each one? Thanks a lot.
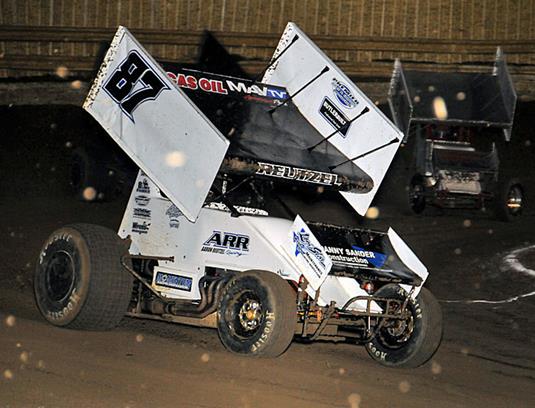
[104,50,169,122]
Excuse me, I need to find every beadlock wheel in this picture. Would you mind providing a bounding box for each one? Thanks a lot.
[217,271,296,357]
[365,284,442,368]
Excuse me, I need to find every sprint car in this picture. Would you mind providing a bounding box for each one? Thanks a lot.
[388,50,522,221]
[34,23,442,368]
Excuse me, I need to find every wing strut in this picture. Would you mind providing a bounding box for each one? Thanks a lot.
[268,66,330,114]
[251,34,300,84]
[307,106,370,152]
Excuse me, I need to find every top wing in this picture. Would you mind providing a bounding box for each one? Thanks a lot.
[389,48,517,141]
[262,22,403,215]
[161,66,374,193]
[83,26,229,222]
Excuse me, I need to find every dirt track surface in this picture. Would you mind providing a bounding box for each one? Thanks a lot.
[1,106,535,407]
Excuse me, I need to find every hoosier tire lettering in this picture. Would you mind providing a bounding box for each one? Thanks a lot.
[34,223,133,330]
[367,343,387,361]
[46,288,81,321]
[251,312,276,352]
[365,284,442,368]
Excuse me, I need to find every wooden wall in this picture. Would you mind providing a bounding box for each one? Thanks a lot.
[1,0,534,79]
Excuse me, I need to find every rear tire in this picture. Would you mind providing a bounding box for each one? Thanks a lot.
[494,178,524,222]
[34,223,133,330]
[366,284,442,368]
[217,271,296,357]
[408,176,427,214]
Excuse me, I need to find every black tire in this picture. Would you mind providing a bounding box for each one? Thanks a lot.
[408,175,426,214]
[494,178,524,222]
[34,223,133,330]
[366,284,442,368]
[71,147,116,202]
[217,271,296,357]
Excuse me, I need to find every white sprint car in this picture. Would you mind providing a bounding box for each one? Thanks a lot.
[34,23,442,368]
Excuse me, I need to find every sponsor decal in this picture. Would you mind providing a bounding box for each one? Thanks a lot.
[165,204,182,229]
[132,221,150,234]
[319,97,351,137]
[166,71,287,101]
[244,94,280,105]
[136,178,150,194]
[225,80,287,100]
[201,231,250,256]
[351,246,387,268]
[155,271,193,291]
[204,202,269,216]
[293,228,326,278]
[104,50,170,122]
[285,216,332,290]
[256,162,342,186]
[323,245,387,268]
[134,195,150,206]
[167,72,228,95]
[133,207,151,219]
[331,78,359,109]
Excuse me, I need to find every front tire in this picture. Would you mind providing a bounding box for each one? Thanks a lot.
[366,284,442,368]
[217,271,296,357]
[34,223,133,330]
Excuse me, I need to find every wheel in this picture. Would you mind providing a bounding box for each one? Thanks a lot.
[34,223,133,330]
[408,176,426,214]
[366,284,442,368]
[71,147,117,202]
[217,270,296,357]
[494,178,524,222]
